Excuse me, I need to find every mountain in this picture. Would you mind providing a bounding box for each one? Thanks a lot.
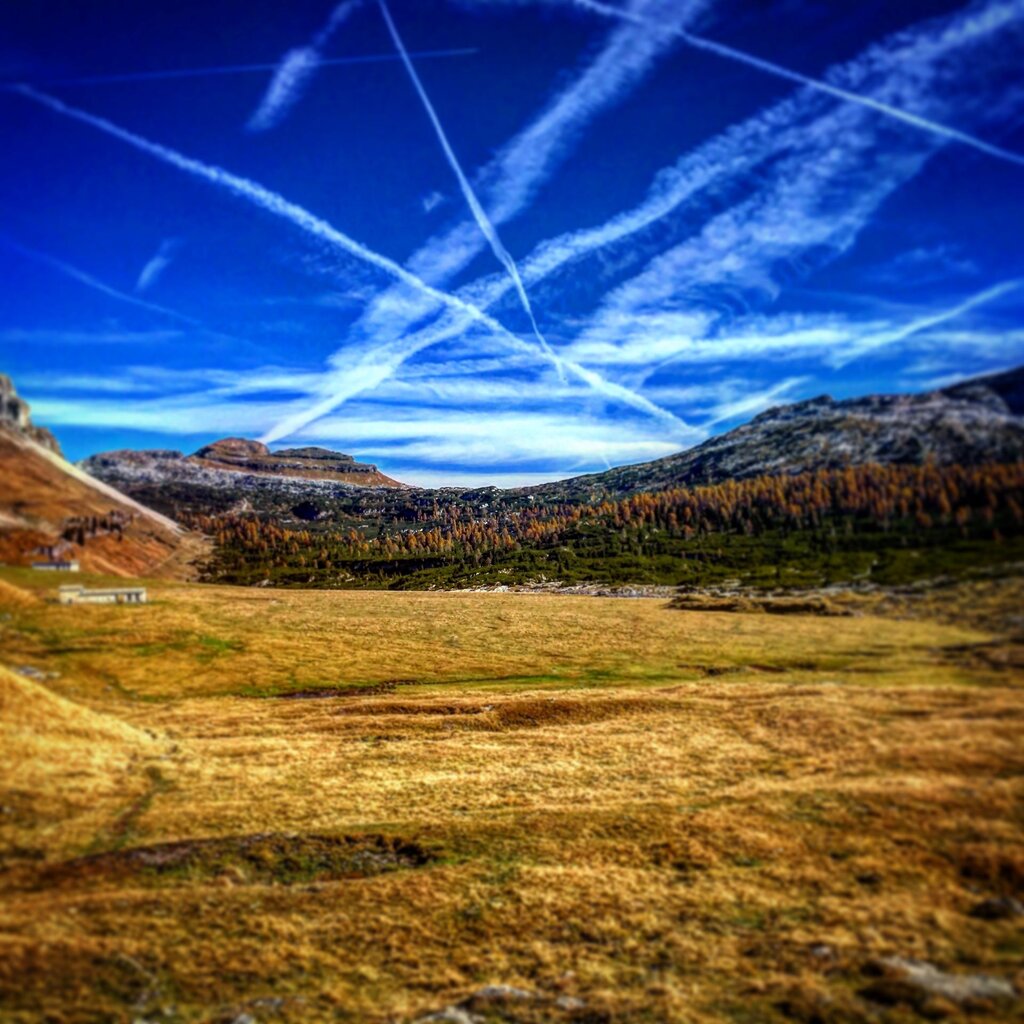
[520,366,1024,503]
[0,375,207,577]
[55,366,1024,532]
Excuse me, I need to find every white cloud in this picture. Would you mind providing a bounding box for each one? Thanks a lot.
[422,190,447,213]
[135,237,181,293]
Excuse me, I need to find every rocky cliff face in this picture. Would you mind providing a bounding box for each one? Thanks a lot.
[190,438,400,483]
[0,375,63,456]
[522,366,1024,502]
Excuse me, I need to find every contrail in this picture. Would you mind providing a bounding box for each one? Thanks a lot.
[834,279,1023,365]
[3,50,478,88]
[377,0,566,380]
[573,0,1024,168]
[2,236,199,326]
[14,86,688,438]
[247,0,364,132]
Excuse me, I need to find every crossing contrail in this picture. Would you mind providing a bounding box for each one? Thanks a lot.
[15,85,689,438]
[377,0,566,380]
[13,85,531,341]
[260,312,691,444]
[5,49,478,88]
[573,0,1024,168]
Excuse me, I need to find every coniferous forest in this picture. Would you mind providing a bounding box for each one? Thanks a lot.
[184,461,1024,589]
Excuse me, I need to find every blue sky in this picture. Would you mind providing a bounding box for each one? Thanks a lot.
[2,0,1023,487]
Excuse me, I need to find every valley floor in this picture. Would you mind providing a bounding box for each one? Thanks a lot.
[0,569,1022,1023]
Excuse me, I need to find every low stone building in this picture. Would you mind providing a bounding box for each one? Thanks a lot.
[58,584,147,605]
[32,560,81,572]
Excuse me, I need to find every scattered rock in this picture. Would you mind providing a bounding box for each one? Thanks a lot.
[465,984,536,1006]
[413,983,586,1023]
[414,1009,477,1024]
[808,943,834,960]
[862,957,1016,1010]
[555,995,586,1010]
[969,896,1024,920]
[14,665,59,681]
[669,593,852,616]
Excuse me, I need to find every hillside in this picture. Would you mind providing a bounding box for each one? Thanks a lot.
[521,366,1024,503]
[0,376,207,578]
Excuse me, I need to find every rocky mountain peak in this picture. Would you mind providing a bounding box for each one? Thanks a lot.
[0,374,63,456]
[194,438,271,461]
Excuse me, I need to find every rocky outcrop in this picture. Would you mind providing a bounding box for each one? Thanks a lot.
[0,375,62,456]
[83,438,406,491]
[191,437,400,484]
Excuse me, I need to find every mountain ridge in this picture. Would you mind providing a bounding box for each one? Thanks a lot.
[515,366,1024,503]
[19,365,1024,533]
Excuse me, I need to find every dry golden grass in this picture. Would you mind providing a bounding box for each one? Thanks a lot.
[0,568,1022,1023]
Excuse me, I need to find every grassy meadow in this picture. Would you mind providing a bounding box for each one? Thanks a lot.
[0,567,1022,1022]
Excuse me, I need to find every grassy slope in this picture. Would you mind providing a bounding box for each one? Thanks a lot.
[0,568,1022,1023]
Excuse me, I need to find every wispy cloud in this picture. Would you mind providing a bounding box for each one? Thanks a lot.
[32,386,687,480]
[377,0,708,301]
[243,0,711,443]
[264,0,1022,456]
[454,0,1024,351]
[13,87,522,345]
[6,48,478,88]
[701,377,810,428]
[0,327,184,346]
[135,237,181,293]
[629,290,1024,370]
[246,0,363,132]
[830,279,1023,366]
[866,244,980,287]
[422,190,446,213]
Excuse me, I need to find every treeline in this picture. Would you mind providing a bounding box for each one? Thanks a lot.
[190,462,1024,587]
